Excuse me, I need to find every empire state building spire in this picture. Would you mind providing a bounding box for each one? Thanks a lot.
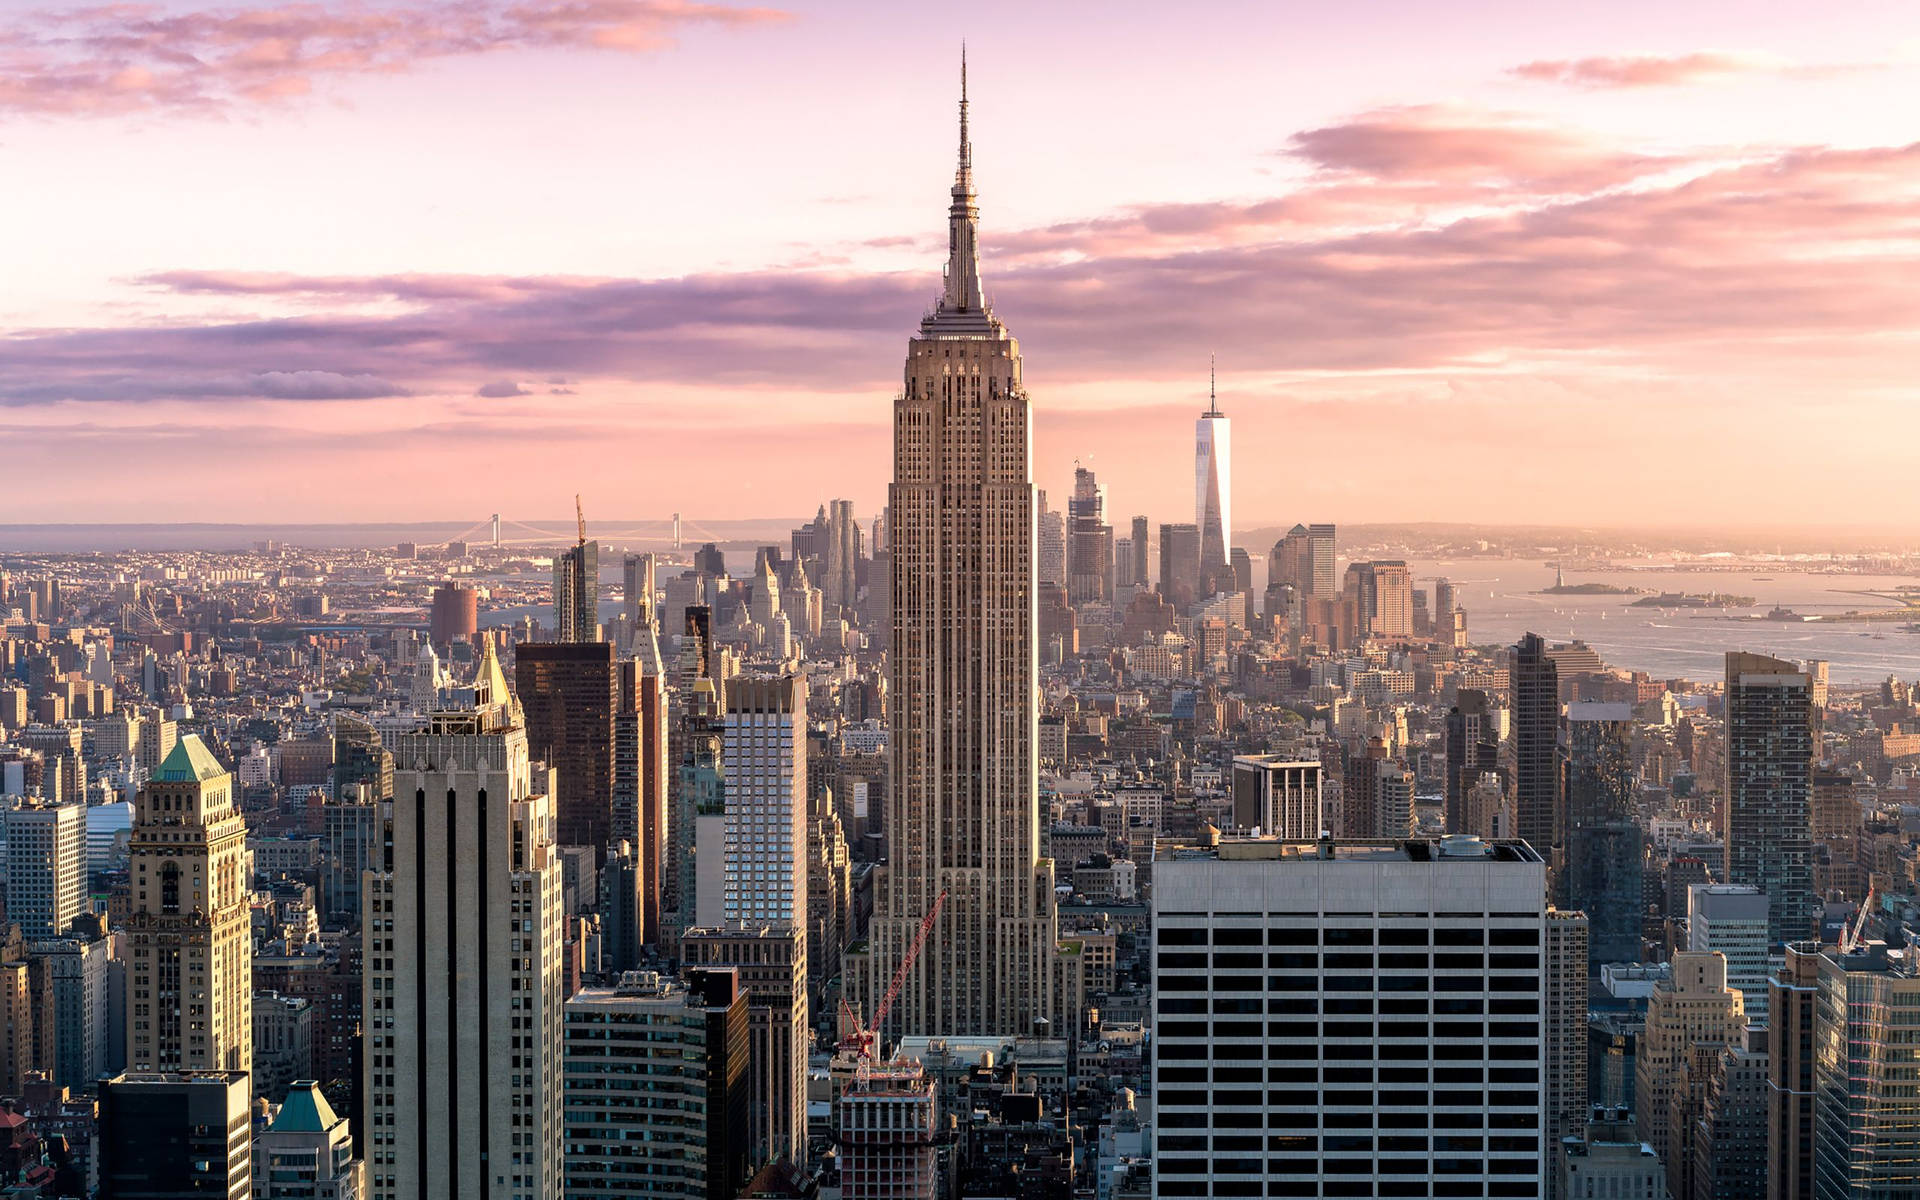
[944,47,985,313]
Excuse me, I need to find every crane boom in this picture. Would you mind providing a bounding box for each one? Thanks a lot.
[871,888,947,1036]
[575,494,586,547]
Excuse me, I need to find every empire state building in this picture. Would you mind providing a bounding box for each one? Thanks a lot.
[864,57,1057,1038]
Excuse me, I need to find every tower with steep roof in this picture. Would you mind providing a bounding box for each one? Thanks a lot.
[126,734,251,1075]
[862,53,1056,1038]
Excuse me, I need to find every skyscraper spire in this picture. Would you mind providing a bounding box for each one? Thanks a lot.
[943,43,985,313]
[1207,353,1220,417]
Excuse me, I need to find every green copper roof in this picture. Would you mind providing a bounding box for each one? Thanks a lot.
[151,735,226,783]
[269,1081,338,1134]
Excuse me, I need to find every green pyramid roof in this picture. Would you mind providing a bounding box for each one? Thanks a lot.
[269,1081,339,1133]
[150,735,226,783]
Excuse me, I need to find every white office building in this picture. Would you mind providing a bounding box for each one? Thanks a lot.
[5,802,85,938]
[1688,883,1771,1027]
[1152,835,1551,1198]
[363,645,565,1200]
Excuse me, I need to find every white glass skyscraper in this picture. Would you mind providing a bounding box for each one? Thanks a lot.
[1195,364,1232,580]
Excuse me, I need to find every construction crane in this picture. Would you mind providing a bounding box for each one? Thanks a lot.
[575,494,586,547]
[1842,885,1878,954]
[839,888,948,1068]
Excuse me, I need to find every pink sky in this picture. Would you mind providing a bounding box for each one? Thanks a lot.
[3,0,1919,532]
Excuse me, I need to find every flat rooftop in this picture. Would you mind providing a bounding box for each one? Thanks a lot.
[1160,835,1543,865]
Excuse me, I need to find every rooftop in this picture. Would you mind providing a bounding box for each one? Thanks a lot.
[150,734,226,783]
[1161,834,1542,864]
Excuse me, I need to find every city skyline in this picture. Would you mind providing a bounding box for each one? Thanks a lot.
[5,1,1920,528]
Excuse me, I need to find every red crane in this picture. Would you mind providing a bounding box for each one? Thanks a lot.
[840,888,948,1065]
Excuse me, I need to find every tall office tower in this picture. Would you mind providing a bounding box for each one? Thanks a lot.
[323,787,382,925]
[1511,632,1561,863]
[1229,546,1253,625]
[1725,652,1814,947]
[30,932,109,1090]
[1152,835,1552,1198]
[363,649,565,1200]
[428,582,479,649]
[1434,576,1456,625]
[1036,493,1066,587]
[722,676,808,927]
[333,714,395,804]
[1690,1039,1769,1200]
[749,551,782,632]
[822,499,859,616]
[1689,884,1771,1027]
[837,1059,939,1200]
[1769,943,1821,1200]
[549,537,605,643]
[4,802,83,938]
[1129,515,1150,587]
[623,551,657,629]
[1545,910,1591,1200]
[680,926,808,1167]
[553,536,600,642]
[1067,463,1113,605]
[1112,536,1136,589]
[98,1072,252,1198]
[868,60,1055,1041]
[251,1080,366,1198]
[1268,524,1315,597]
[1157,522,1201,611]
[1342,560,1414,640]
[562,968,750,1200]
[1444,690,1501,836]
[1634,951,1747,1179]
[1560,702,1644,970]
[1195,364,1231,580]
[516,640,618,858]
[613,653,668,947]
[127,735,250,1075]
[1812,942,1920,1198]
[1228,756,1323,838]
[807,798,853,1012]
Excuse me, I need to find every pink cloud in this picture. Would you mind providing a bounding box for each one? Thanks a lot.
[1510,50,1814,89]
[0,0,788,117]
[9,125,1920,421]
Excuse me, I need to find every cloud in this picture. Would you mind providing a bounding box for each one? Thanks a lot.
[0,367,407,404]
[0,0,789,118]
[1510,51,1808,89]
[9,118,1920,419]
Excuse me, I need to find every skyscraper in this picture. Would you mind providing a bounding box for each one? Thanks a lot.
[1156,522,1200,612]
[1560,702,1643,970]
[1725,651,1815,947]
[1152,834,1552,1197]
[1689,884,1772,1027]
[1342,560,1414,641]
[1511,632,1560,861]
[552,538,600,642]
[867,57,1056,1038]
[1635,951,1747,1181]
[98,1072,252,1197]
[721,675,808,928]
[1769,942,1821,1200]
[562,968,750,1200]
[1811,942,1920,1199]
[1067,463,1112,605]
[824,498,858,616]
[1195,361,1231,582]
[1444,689,1500,836]
[4,802,84,939]
[623,551,657,629]
[1129,515,1149,588]
[516,640,618,856]
[363,645,565,1200]
[127,735,251,1075]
